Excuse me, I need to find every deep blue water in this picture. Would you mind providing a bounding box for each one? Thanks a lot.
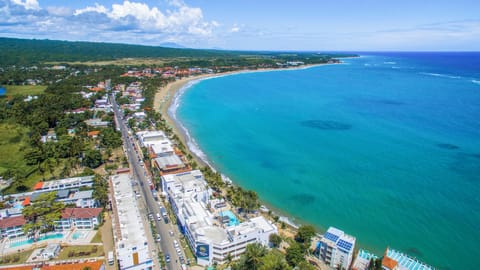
[175,52,480,269]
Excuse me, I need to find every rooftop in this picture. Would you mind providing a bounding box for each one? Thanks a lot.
[154,154,185,170]
[111,173,151,261]
[61,208,102,219]
[0,215,26,228]
[34,176,94,191]
[385,248,435,270]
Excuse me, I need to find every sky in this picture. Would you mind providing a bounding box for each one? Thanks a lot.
[1,0,479,51]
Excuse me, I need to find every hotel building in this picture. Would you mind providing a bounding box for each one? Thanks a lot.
[317,226,356,270]
[161,170,277,266]
[382,247,435,270]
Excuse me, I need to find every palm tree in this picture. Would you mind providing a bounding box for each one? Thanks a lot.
[244,243,267,270]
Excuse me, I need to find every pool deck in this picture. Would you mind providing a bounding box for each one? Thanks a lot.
[0,229,97,256]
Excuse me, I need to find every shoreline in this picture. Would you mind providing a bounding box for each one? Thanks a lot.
[153,63,334,229]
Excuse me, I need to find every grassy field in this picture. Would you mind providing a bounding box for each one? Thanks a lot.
[47,58,167,66]
[0,123,63,194]
[0,249,34,265]
[57,245,104,260]
[5,85,46,95]
[0,123,30,175]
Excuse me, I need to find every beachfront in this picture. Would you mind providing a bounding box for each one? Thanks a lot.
[152,63,436,270]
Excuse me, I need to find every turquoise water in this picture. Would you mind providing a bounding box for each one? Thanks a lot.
[221,210,240,226]
[175,53,480,270]
[72,231,86,240]
[9,233,64,248]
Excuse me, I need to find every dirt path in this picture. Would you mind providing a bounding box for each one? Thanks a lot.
[101,212,116,270]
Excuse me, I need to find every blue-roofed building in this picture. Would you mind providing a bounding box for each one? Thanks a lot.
[352,249,378,270]
[317,226,356,270]
[382,247,435,270]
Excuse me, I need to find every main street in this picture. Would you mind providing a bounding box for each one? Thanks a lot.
[110,92,186,270]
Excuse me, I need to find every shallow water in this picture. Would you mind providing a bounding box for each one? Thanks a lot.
[176,52,480,269]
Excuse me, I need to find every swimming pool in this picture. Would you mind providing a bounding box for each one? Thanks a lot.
[9,233,64,248]
[220,210,240,226]
[72,231,87,240]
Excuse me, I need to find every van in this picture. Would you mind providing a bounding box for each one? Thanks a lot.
[108,251,114,265]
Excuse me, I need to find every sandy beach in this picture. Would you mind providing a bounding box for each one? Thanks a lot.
[153,73,222,164]
[153,64,329,158]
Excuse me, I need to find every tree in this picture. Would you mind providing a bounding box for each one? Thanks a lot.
[259,250,291,270]
[269,233,282,248]
[100,128,122,149]
[295,225,316,247]
[93,174,109,208]
[237,243,267,270]
[22,191,65,239]
[296,261,316,270]
[285,242,305,267]
[83,149,103,168]
[368,258,383,270]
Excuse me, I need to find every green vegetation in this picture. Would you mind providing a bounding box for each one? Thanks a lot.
[0,249,33,265]
[91,229,102,243]
[0,124,31,175]
[22,191,65,238]
[295,225,316,248]
[4,85,47,96]
[57,245,103,260]
[0,37,356,67]
[269,233,282,248]
[232,243,290,270]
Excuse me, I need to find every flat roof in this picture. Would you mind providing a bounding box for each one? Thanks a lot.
[151,141,174,154]
[164,170,276,247]
[386,248,435,270]
[154,155,185,170]
[111,174,150,256]
[36,176,94,190]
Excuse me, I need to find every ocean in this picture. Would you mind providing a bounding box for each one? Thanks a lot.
[173,52,480,269]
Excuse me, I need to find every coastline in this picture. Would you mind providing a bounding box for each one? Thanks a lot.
[153,63,333,229]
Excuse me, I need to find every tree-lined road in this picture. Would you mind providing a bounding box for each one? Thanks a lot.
[111,92,186,270]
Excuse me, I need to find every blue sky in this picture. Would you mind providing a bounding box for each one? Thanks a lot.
[1,0,479,51]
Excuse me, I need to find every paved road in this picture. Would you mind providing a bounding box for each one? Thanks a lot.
[110,93,186,270]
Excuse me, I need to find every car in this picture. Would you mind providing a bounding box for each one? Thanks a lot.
[165,254,170,263]
[173,240,179,248]
[155,234,161,242]
[168,230,174,236]
[176,247,181,255]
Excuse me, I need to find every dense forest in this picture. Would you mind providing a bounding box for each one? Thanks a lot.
[0,37,356,67]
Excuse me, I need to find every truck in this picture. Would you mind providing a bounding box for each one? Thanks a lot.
[108,251,114,265]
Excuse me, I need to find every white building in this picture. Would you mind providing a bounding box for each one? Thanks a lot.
[150,141,175,157]
[382,247,435,270]
[41,244,61,259]
[136,130,168,147]
[33,176,94,192]
[111,173,153,270]
[352,249,378,270]
[162,170,277,266]
[318,226,356,270]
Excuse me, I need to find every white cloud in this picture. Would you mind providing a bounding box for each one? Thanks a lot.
[10,0,39,10]
[74,3,108,16]
[46,6,72,16]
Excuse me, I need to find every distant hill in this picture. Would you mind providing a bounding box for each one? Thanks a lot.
[159,42,186,49]
[0,37,357,67]
[0,37,236,66]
